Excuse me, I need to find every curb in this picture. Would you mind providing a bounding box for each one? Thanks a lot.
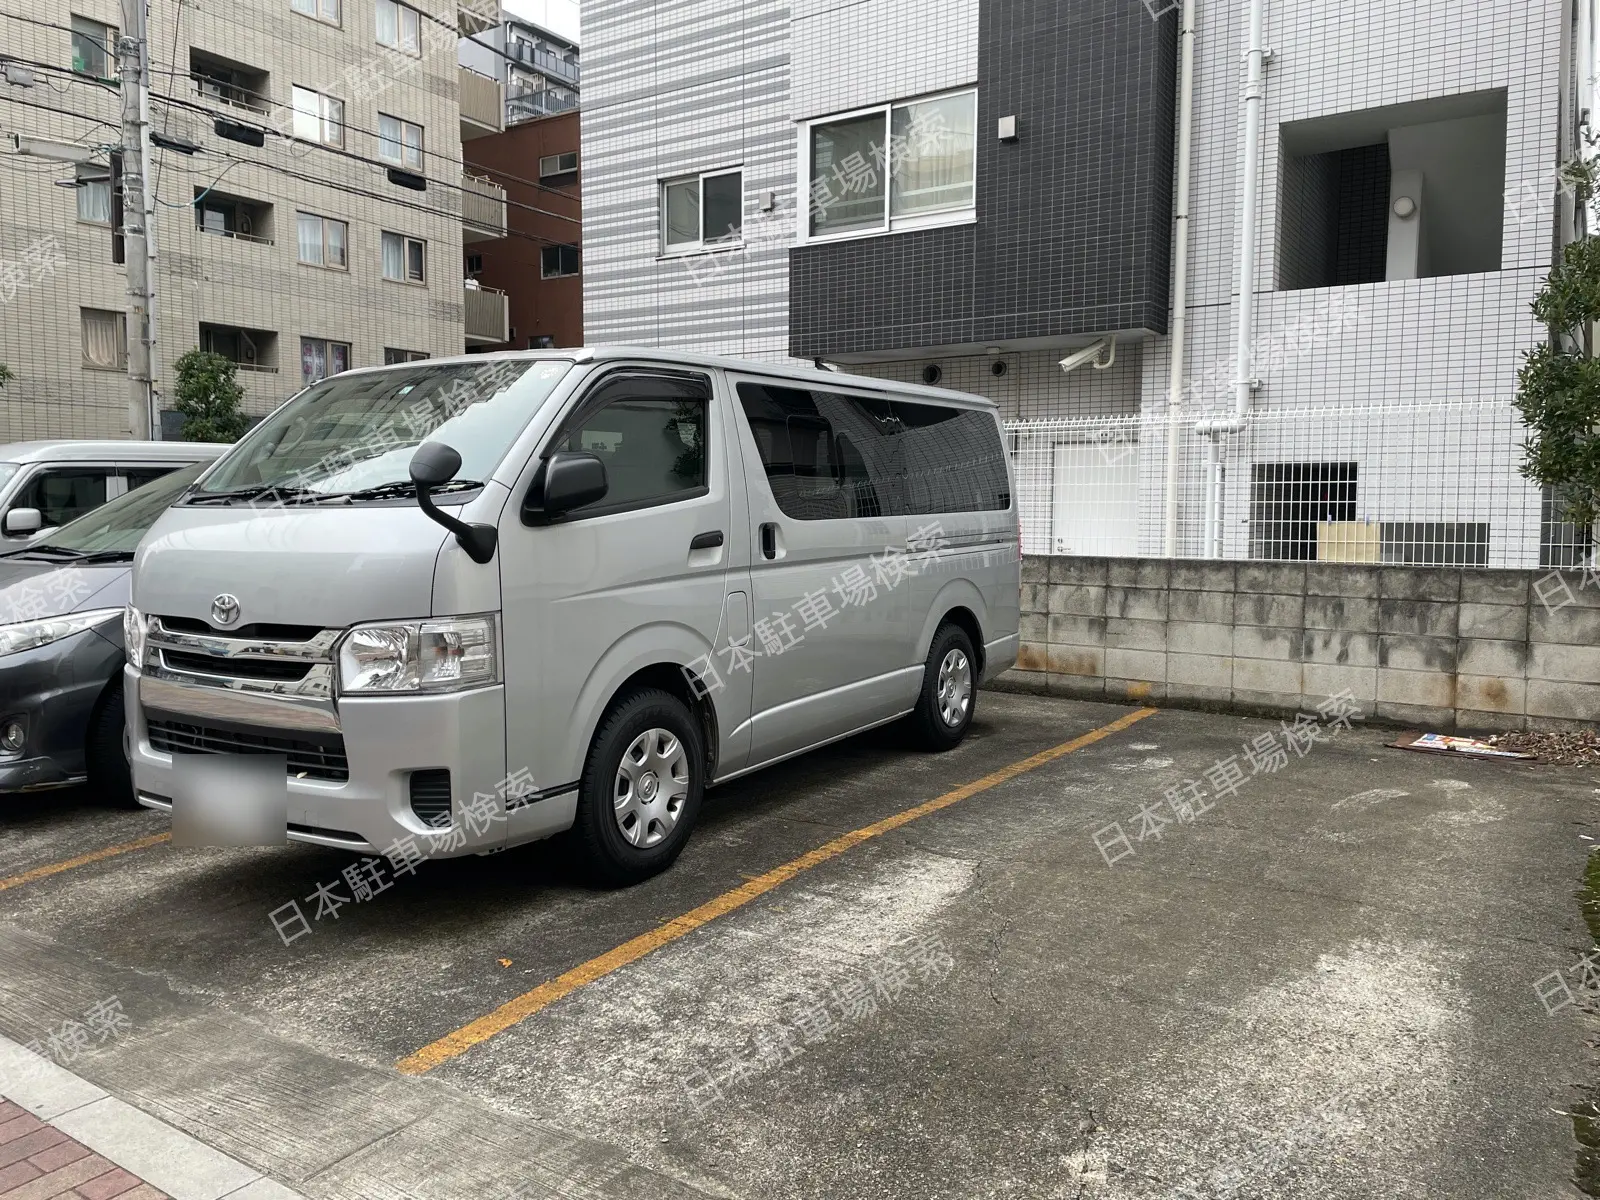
[0,1035,307,1200]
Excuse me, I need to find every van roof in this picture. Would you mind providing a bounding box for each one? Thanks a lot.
[0,440,231,464]
[338,346,1000,411]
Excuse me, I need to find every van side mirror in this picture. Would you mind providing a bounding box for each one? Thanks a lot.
[4,508,42,536]
[409,441,461,489]
[407,441,497,565]
[523,452,608,525]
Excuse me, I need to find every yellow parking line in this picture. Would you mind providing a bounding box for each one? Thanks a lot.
[396,705,1159,1076]
[0,832,171,893]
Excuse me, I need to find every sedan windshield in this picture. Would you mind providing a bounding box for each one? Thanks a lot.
[35,461,206,553]
[195,359,572,498]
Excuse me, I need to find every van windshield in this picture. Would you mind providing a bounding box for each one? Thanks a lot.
[193,359,572,500]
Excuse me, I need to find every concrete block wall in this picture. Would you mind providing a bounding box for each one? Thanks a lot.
[1003,555,1600,731]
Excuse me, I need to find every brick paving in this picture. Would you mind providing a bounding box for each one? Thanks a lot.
[0,1101,165,1200]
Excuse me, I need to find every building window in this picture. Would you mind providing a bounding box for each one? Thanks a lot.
[378,114,423,170]
[540,243,580,278]
[383,347,429,364]
[296,213,348,269]
[76,165,112,224]
[81,309,127,370]
[465,252,483,277]
[528,334,555,349]
[70,16,115,79]
[291,86,344,148]
[375,0,420,51]
[539,151,578,180]
[381,231,425,282]
[806,89,977,239]
[661,168,743,253]
[290,0,340,25]
[301,337,350,385]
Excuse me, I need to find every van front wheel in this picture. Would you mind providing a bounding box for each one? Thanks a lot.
[572,688,705,887]
[909,624,977,752]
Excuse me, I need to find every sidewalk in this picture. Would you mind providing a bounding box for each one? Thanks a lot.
[0,1038,303,1200]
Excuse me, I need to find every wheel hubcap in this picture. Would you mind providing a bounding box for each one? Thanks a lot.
[937,648,972,728]
[613,728,690,848]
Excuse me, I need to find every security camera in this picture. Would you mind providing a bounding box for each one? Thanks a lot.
[1058,337,1116,374]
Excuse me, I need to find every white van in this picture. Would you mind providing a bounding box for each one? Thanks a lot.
[124,349,1020,884]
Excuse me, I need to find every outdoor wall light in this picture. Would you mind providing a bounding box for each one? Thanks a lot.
[1392,195,1418,218]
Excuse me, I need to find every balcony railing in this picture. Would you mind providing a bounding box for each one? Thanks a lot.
[461,172,507,242]
[197,225,275,246]
[459,66,505,138]
[463,284,508,344]
[507,86,578,124]
[508,41,579,86]
[192,74,270,115]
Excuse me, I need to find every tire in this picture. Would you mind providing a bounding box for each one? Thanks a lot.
[908,622,978,752]
[86,680,138,807]
[571,687,705,887]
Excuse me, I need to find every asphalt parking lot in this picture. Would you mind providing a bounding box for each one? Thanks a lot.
[0,690,1596,1200]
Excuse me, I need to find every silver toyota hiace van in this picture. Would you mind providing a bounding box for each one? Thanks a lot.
[125,349,1020,884]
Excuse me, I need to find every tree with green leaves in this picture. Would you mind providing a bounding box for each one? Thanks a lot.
[173,349,248,442]
[1515,154,1600,529]
[0,364,13,389]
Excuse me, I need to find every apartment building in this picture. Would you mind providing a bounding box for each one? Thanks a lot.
[581,0,1592,568]
[462,108,583,349]
[0,0,511,438]
[458,0,578,126]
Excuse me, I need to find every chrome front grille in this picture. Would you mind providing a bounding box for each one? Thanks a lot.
[141,616,342,733]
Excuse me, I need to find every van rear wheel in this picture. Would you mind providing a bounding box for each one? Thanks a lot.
[909,623,977,752]
[571,687,705,887]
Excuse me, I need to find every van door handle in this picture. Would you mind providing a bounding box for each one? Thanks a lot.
[689,530,724,550]
[759,522,777,560]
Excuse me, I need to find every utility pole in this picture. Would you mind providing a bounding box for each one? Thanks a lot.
[117,0,153,438]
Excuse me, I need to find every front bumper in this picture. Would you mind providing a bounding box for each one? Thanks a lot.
[0,629,122,793]
[126,666,509,856]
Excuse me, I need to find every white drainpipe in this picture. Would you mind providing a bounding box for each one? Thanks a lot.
[1162,0,1198,558]
[1195,0,1268,557]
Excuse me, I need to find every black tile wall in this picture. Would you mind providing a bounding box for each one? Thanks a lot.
[790,0,1178,359]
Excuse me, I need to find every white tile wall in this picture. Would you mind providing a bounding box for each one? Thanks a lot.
[791,0,977,120]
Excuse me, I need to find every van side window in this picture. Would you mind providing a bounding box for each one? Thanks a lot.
[890,400,1011,514]
[553,375,709,513]
[735,383,902,519]
[9,467,114,528]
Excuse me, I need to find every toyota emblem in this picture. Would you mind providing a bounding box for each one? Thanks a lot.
[211,594,241,627]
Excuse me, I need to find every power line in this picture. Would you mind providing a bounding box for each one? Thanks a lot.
[146,87,582,226]
[175,144,574,252]
[2,11,585,209]
[146,75,583,210]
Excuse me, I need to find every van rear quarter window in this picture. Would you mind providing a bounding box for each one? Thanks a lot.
[735,382,1009,518]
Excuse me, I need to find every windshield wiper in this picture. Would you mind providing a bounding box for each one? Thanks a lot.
[185,485,323,506]
[318,479,486,503]
[5,545,135,564]
[5,544,89,560]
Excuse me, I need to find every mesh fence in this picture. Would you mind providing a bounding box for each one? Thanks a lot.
[1005,400,1591,570]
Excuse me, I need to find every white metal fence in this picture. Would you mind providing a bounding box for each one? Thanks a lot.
[1005,400,1590,570]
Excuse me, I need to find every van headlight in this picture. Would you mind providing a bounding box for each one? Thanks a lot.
[124,605,148,669]
[336,615,499,695]
[0,608,124,658]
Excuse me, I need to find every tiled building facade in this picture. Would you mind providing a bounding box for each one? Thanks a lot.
[581,0,1592,568]
[0,0,498,437]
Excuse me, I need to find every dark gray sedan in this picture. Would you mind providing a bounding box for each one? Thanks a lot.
[0,461,208,802]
